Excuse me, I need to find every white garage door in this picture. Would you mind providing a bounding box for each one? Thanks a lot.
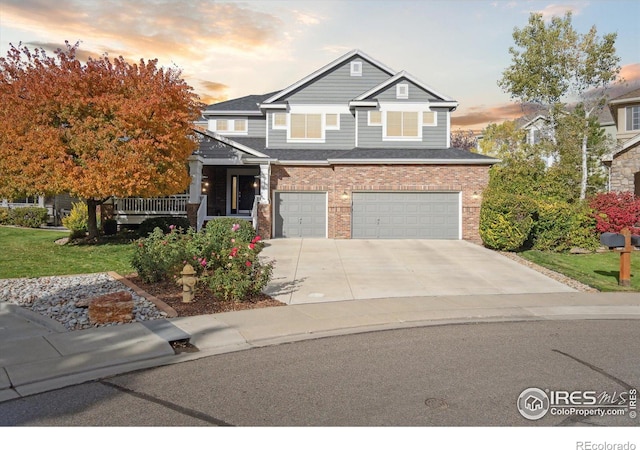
[274,192,327,238]
[352,192,460,239]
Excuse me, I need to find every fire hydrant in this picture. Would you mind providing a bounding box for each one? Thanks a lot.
[176,263,197,303]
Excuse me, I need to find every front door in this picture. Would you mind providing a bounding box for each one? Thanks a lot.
[231,174,256,214]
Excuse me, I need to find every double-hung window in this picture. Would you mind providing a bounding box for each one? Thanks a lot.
[290,114,323,140]
[210,118,248,135]
[386,111,419,138]
[627,106,640,131]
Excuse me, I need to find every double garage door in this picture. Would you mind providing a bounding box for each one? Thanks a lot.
[274,191,460,239]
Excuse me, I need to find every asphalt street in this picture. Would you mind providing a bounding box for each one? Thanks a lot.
[1,319,639,427]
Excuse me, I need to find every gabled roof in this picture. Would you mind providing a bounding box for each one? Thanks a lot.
[609,87,640,104]
[261,49,396,104]
[193,128,269,158]
[353,70,456,105]
[203,92,279,115]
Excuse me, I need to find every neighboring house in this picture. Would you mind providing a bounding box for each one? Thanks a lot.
[602,88,640,195]
[185,49,498,241]
[1,193,80,225]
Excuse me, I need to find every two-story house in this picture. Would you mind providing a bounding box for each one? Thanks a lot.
[184,49,498,241]
[603,88,640,195]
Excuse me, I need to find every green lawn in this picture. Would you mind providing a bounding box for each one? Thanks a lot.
[0,226,134,279]
[519,250,640,292]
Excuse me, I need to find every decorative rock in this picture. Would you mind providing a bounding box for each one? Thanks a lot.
[88,291,134,325]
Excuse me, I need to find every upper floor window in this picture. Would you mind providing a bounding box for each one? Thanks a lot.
[386,111,418,138]
[325,113,339,130]
[209,118,248,135]
[350,61,362,77]
[272,112,287,129]
[626,106,640,131]
[422,111,436,126]
[290,114,322,140]
[368,110,382,126]
[396,84,409,99]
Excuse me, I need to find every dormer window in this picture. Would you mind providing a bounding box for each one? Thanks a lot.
[396,84,409,99]
[350,61,362,77]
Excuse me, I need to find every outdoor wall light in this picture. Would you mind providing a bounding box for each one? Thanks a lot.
[472,191,480,199]
[341,191,349,200]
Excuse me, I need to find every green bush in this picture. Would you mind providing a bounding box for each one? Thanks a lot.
[62,202,88,238]
[0,207,9,225]
[103,218,118,236]
[139,216,191,237]
[479,193,537,251]
[131,228,191,283]
[8,206,49,228]
[533,201,599,252]
[204,218,257,250]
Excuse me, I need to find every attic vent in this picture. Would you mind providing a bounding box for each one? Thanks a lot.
[350,61,362,77]
[396,84,409,99]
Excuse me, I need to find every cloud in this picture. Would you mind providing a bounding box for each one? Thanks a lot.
[535,3,585,20]
[197,80,230,105]
[2,0,286,61]
[293,10,323,25]
[620,63,640,84]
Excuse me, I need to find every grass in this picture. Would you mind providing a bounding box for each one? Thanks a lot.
[0,226,135,279]
[519,250,640,292]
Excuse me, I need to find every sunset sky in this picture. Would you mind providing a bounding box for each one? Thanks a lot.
[1,0,639,131]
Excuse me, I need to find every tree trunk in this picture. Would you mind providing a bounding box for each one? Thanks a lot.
[86,198,99,239]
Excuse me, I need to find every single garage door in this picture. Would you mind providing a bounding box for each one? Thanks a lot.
[274,192,327,238]
[352,192,459,239]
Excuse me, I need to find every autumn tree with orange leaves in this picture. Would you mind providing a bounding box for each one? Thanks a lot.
[0,42,202,238]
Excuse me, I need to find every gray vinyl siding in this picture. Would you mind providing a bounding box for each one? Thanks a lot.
[285,58,392,104]
[268,112,355,149]
[374,80,441,102]
[357,107,449,149]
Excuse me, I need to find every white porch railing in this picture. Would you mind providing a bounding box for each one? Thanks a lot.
[114,195,188,225]
[196,195,207,231]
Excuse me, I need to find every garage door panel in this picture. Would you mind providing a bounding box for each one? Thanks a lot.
[352,192,459,239]
[275,192,326,238]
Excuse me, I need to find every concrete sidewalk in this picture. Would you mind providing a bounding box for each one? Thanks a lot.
[2,291,640,403]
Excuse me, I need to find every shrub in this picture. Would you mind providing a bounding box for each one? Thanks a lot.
[0,207,9,225]
[8,206,49,228]
[204,218,257,250]
[139,216,191,237]
[202,234,273,302]
[131,228,190,283]
[62,202,88,238]
[589,191,640,234]
[103,218,118,235]
[533,201,599,252]
[479,193,537,251]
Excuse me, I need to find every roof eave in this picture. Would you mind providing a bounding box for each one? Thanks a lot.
[326,158,500,165]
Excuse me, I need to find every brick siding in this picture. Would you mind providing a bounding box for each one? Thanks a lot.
[261,164,490,242]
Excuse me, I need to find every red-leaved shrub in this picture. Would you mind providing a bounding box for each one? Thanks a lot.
[588,192,640,234]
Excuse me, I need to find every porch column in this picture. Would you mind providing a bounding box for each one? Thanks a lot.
[188,156,204,203]
[259,163,270,204]
[187,156,204,229]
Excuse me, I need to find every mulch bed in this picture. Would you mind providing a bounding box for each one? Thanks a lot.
[123,274,285,317]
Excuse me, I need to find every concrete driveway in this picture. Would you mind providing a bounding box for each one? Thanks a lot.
[261,239,575,304]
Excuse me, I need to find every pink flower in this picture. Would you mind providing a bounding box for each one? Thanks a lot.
[200,258,207,267]
[249,243,255,250]
[251,236,261,244]
[231,238,235,243]
[230,247,238,258]
[169,224,176,231]
[231,223,240,232]
[245,261,252,267]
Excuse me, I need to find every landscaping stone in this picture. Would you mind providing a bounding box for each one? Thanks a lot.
[88,291,134,324]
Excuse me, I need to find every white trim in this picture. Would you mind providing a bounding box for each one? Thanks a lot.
[353,70,456,103]
[263,49,396,104]
[355,110,359,147]
[458,191,462,240]
[327,158,499,165]
[610,96,640,105]
[202,110,262,116]
[259,103,288,110]
[349,100,378,107]
[288,104,351,114]
[446,111,451,147]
